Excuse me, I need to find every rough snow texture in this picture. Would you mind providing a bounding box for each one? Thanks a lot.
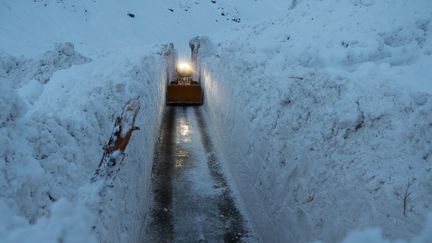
[0,42,167,242]
[198,1,432,242]
[2,0,432,242]
[341,213,432,243]
[0,42,90,86]
[0,0,298,242]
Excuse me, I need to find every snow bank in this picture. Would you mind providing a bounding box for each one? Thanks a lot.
[0,199,97,243]
[0,0,300,242]
[341,213,432,243]
[0,42,168,242]
[197,0,432,242]
[0,42,91,86]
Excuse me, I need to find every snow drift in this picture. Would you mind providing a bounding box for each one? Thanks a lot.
[197,0,432,242]
[0,42,169,242]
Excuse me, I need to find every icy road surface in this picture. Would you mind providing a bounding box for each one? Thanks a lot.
[143,106,250,242]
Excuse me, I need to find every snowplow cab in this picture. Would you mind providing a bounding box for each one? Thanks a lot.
[166,62,203,105]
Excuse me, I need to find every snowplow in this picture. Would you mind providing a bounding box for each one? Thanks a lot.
[166,62,203,105]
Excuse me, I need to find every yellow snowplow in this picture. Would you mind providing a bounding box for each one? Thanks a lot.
[166,62,203,105]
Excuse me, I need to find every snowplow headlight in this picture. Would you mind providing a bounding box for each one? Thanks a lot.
[177,62,192,74]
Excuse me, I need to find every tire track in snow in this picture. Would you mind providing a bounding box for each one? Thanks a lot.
[145,107,176,242]
[193,107,248,242]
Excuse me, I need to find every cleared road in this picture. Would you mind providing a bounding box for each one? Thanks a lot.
[143,106,249,242]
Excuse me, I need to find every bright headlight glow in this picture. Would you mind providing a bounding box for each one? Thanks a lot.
[177,62,192,72]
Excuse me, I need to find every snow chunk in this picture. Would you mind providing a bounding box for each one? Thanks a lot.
[341,228,390,243]
[0,79,26,127]
[0,42,91,87]
[0,199,97,243]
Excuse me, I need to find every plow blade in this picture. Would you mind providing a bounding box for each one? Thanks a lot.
[166,84,203,105]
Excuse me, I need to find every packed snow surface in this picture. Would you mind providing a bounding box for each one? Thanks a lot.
[1,0,432,242]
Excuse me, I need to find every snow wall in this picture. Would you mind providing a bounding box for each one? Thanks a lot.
[0,43,170,242]
[196,1,432,242]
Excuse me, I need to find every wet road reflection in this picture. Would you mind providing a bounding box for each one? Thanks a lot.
[144,106,248,242]
[175,148,189,169]
[178,117,191,140]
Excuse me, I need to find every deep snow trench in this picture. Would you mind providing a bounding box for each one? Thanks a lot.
[2,0,432,243]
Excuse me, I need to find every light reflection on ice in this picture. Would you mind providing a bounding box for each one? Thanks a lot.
[177,117,191,143]
[175,149,189,168]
